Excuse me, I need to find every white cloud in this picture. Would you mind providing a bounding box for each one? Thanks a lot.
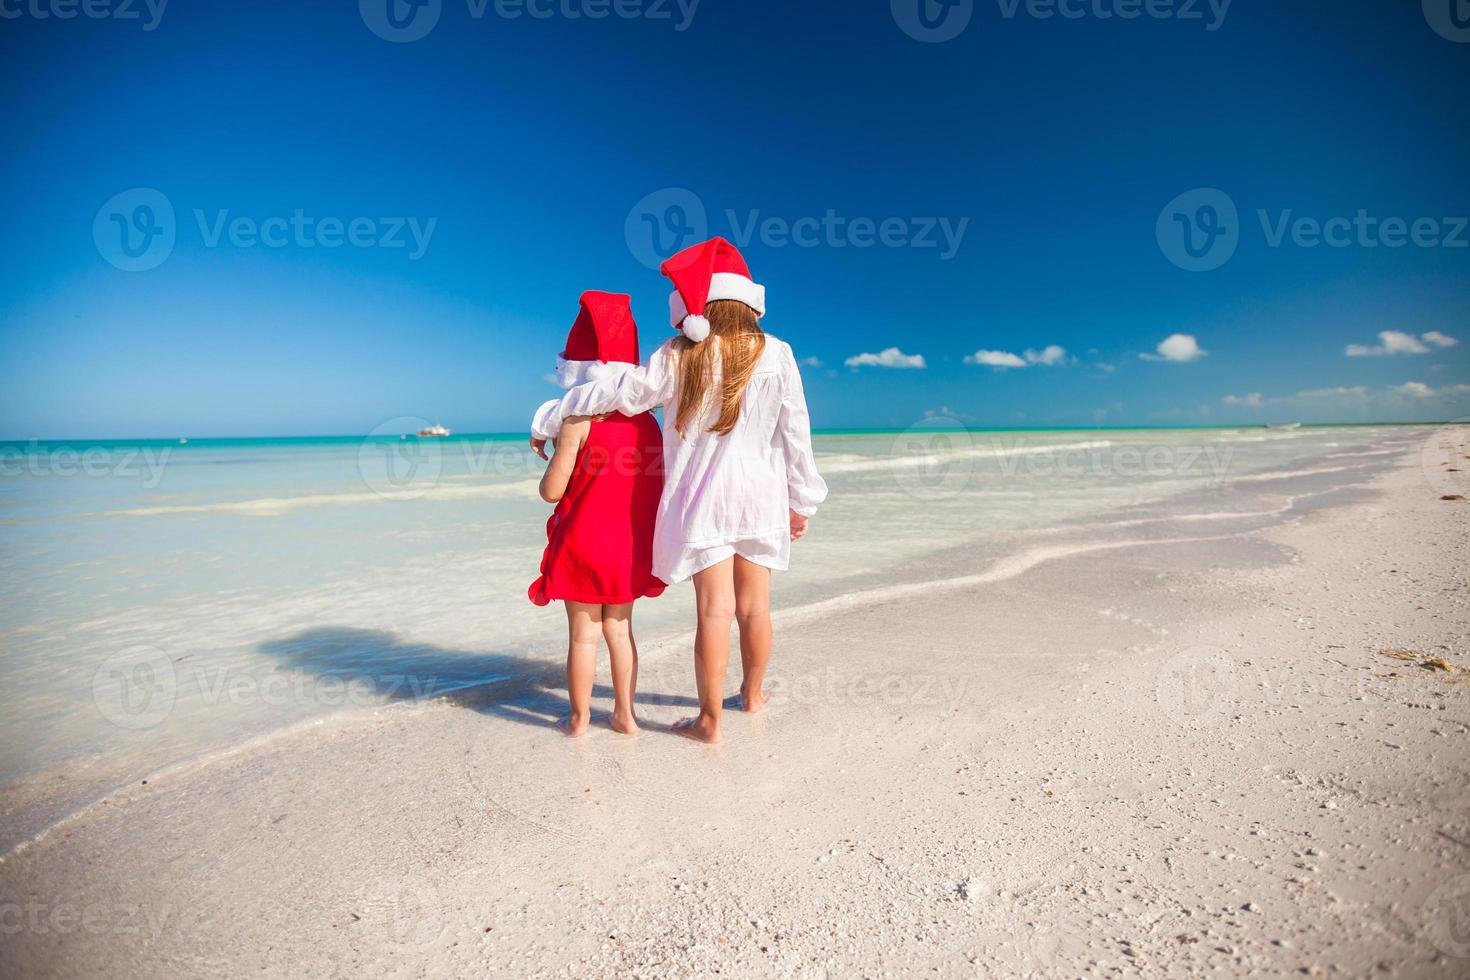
[964,349,1027,369]
[1392,381,1470,399]
[1296,385,1368,400]
[1140,333,1207,363]
[964,344,1069,369]
[845,347,925,369]
[1345,330,1431,357]
[798,356,823,368]
[1223,392,1263,407]
[1282,382,1470,408]
[1422,331,1460,349]
[1024,344,1069,366]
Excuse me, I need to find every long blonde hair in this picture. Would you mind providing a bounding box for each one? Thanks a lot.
[672,300,766,438]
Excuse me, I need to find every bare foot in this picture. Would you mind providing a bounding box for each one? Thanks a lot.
[610,712,640,736]
[560,715,590,738]
[672,715,722,744]
[739,686,768,713]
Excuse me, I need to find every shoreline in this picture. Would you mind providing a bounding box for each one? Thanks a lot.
[2,434,1467,976]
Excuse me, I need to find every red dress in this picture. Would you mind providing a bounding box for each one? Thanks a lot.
[529,411,667,606]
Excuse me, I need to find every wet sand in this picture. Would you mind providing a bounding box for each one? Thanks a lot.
[1,429,1468,977]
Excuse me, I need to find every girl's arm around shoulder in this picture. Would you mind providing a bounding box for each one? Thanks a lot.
[538,417,592,503]
[530,341,678,444]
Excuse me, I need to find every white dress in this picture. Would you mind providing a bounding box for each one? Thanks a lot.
[531,336,828,584]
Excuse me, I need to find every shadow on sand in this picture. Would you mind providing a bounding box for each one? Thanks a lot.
[257,626,699,732]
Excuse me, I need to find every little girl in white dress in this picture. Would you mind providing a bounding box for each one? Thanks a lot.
[531,237,827,743]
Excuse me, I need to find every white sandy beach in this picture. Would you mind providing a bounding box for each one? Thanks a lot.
[2,429,1468,978]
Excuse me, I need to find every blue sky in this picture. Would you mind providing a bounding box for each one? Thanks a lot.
[1,0,1466,437]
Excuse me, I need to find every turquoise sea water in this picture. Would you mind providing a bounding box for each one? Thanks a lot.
[0,423,1437,810]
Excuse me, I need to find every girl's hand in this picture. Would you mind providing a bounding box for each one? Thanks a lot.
[789,510,810,541]
[533,415,609,460]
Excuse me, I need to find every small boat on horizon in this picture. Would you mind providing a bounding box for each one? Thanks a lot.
[416,424,451,438]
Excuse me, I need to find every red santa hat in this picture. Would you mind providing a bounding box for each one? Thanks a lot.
[660,236,766,343]
[554,290,642,389]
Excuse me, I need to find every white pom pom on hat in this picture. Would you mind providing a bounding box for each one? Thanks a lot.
[661,237,765,344]
[679,314,711,343]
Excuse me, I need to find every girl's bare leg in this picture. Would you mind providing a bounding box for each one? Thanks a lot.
[673,557,735,743]
[562,600,601,737]
[601,602,639,735]
[733,556,772,712]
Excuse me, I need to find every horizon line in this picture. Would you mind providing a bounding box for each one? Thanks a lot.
[0,420,1460,444]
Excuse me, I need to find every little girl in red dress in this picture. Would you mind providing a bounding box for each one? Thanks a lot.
[529,291,665,737]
